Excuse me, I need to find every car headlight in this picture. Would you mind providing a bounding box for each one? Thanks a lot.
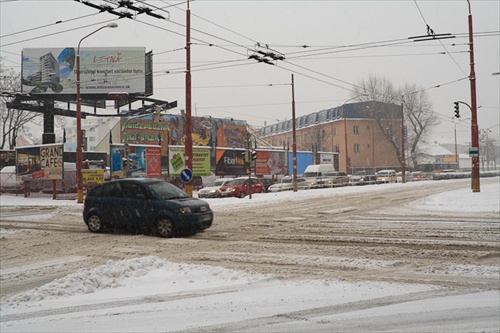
[178,207,192,214]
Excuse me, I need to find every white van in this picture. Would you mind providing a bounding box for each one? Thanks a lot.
[302,164,335,188]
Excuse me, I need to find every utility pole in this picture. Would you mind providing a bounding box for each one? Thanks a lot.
[467,0,480,192]
[291,74,297,192]
[401,101,406,183]
[184,0,193,196]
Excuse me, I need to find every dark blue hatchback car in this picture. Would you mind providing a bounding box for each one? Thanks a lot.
[83,178,213,237]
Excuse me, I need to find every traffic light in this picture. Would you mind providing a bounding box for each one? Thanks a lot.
[251,150,257,161]
[454,102,460,118]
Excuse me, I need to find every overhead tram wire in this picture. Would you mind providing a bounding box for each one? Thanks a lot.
[0,17,123,48]
[413,0,468,77]
[0,12,100,39]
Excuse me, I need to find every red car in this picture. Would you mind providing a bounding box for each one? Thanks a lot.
[218,177,264,198]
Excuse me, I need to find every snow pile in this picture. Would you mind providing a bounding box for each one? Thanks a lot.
[5,256,270,304]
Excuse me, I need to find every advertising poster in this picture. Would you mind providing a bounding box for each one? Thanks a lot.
[110,143,161,179]
[215,148,246,176]
[146,147,161,178]
[16,144,64,180]
[216,123,247,148]
[121,117,170,156]
[22,47,146,95]
[255,150,287,176]
[82,169,105,185]
[168,146,211,176]
[288,151,314,175]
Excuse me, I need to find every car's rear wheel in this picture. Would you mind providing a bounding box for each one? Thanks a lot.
[239,191,245,198]
[87,214,103,233]
[156,218,173,238]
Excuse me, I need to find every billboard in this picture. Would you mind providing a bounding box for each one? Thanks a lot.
[255,150,287,176]
[168,146,211,177]
[288,151,313,175]
[22,47,146,95]
[16,144,64,180]
[215,148,247,176]
[110,144,161,179]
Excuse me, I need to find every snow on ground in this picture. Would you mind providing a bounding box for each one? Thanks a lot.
[0,179,499,332]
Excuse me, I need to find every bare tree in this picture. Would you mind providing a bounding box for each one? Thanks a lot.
[0,60,41,149]
[351,75,440,168]
[400,83,440,168]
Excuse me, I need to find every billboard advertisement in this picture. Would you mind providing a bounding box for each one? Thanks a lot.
[288,151,313,175]
[110,143,161,179]
[255,150,287,176]
[16,144,64,180]
[215,148,246,176]
[319,152,339,171]
[22,47,146,95]
[168,146,211,177]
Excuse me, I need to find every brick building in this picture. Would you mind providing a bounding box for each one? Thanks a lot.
[258,101,403,174]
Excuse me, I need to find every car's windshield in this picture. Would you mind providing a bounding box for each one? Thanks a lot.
[303,172,317,178]
[148,181,190,200]
[225,179,245,186]
[207,180,224,187]
[281,178,293,183]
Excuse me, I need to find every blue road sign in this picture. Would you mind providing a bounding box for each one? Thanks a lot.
[180,168,193,183]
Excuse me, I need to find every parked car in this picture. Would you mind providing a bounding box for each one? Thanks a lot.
[349,171,377,185]
[322,171,349,187]
[268,176,310,192]
[397,171,414,182]
[258,178,275,193]
[198,178,234,198]
[218,177,264,198]
[376,169,398,183]
[302,164,335,188]
[83,178,213,238]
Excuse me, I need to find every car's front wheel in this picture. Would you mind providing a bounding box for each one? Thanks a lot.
[156,218,173,238]
[87,214,103,233]
[239,191,245,198]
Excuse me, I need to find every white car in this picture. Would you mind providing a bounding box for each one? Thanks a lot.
[268,176,310,192]
[197,178,234,198]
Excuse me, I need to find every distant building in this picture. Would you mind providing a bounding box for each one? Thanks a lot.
[258,101,402,174]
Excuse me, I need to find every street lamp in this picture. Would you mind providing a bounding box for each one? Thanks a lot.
[76,23,118,203]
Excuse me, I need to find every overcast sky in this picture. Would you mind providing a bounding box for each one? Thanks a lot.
[1,0,499,146]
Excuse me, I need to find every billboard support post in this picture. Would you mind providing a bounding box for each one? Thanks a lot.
[76,23,118,203]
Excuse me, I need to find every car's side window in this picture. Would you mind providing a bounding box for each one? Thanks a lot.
[122,182,147,199]
[102,182,122,198]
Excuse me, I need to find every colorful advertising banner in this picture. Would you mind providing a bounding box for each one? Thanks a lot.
[110,143,161,179]
[255,150,287,176]
[22,47,146,95]
[215,148,246,176]
[121,117,169,156]
[168,146,211,176]
[16,144,64,180]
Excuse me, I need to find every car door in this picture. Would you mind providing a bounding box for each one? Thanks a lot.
[251,178,263,193]
[120,181,152,229]
[99,182,127,227]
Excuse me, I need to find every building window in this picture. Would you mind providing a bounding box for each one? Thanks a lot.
[354,144,360,153]
[89,137,95,142]
[353,125,359,135]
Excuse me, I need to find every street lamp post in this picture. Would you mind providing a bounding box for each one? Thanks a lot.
[76,23,118,203]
